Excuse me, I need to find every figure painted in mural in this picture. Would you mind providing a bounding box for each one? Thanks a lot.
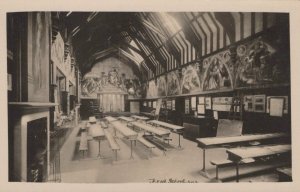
[203,57,230,90]
[167,72,180,95]
[158,77,167,96]
[108,69,120,86]
[181,66,201,94]
[236,40,273,86]
[100,72,108,87]
[81,78,99,97]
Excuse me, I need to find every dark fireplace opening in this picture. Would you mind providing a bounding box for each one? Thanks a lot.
[27,117,47,182]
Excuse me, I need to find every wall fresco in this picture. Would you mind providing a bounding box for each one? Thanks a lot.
[157,76,167,96]
[167,71,180,95]
[181,65,201,94]
[202,50,233,91]
[146,80,158,98]
[235,36,289,87]
[81,58,142,98]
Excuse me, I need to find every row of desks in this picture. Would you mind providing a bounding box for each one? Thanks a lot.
[130,121,171,138]
[104,115,185,148]
[226,144,291,182]
[147,120,184,148]
[195,132,289,176]
[88,123,107,158]
[110,121,138,159]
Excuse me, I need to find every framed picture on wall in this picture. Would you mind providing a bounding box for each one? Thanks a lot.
[267,96,288,114]
[191,96,196,110]
[269,97,284,117]
[253,95,266,113]
[205,97,212,109]
[185,98,190,114]
[198,96,205,104]
[148,101,152,108]
[197,104,205,114]
[172,99,176,111]
[153,101,157,108]
[244,95,254,112]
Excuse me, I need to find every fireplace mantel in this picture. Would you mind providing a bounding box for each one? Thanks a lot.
[9,102,58,108]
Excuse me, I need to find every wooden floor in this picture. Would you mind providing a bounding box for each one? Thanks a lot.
[57,120,281,183]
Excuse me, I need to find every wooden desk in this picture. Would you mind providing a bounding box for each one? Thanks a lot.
[118,116,135,123]
[227,144,291,182]
[110,121,138,159]
[195,133,288,176]
[111,121,138,140]
[89,124,106,158]
[131,115,149,121]
[105,116,118,122]
[131,122,170,138]
[147,120,184,147]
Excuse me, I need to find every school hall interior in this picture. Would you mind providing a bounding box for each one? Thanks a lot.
[7,12,291,183]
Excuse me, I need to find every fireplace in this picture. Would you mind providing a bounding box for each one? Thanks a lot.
[27,117,47,182]
[8,102,54,182]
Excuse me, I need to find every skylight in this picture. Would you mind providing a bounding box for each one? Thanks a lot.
[129,41,144,64]
[157,12,182,36]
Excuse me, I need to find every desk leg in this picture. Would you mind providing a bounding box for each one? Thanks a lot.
[199,149,210,178]
[236,163,239,182]
[97,140,105,159]
[178,133,181,148]
[202,149,206,171]
[130,140,134,159]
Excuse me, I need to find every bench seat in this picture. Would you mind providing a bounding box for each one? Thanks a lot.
[210,159,234,179]
[79,132,88,158]
[104,129,120,151]
[138,136,156,149]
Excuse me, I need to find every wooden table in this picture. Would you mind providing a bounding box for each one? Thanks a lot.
[110,121,138,159]
[105,116,118,122]
[147,120,184,148]
[195,133,288,176]
[131,121,170,138]
[131,115,149,121]
[118,116,135,123]
[89,124,106,158]
[227,144,291,182]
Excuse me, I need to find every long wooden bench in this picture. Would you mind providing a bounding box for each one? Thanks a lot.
[137,136,156,158]
[210,159,234,180]
[103,129,120,161]
[79,132,88,159]
[218,161,289,182]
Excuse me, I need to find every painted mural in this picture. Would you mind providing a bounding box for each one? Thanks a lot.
[235,36,288,87]
[202,50,233,91]
[157,76,167,96]
[28,12,50,102]
[181,65,201,94]
[167,71,180,95]
[142,31,289,98]
[146,80,158,98]
[81,68,142,98]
